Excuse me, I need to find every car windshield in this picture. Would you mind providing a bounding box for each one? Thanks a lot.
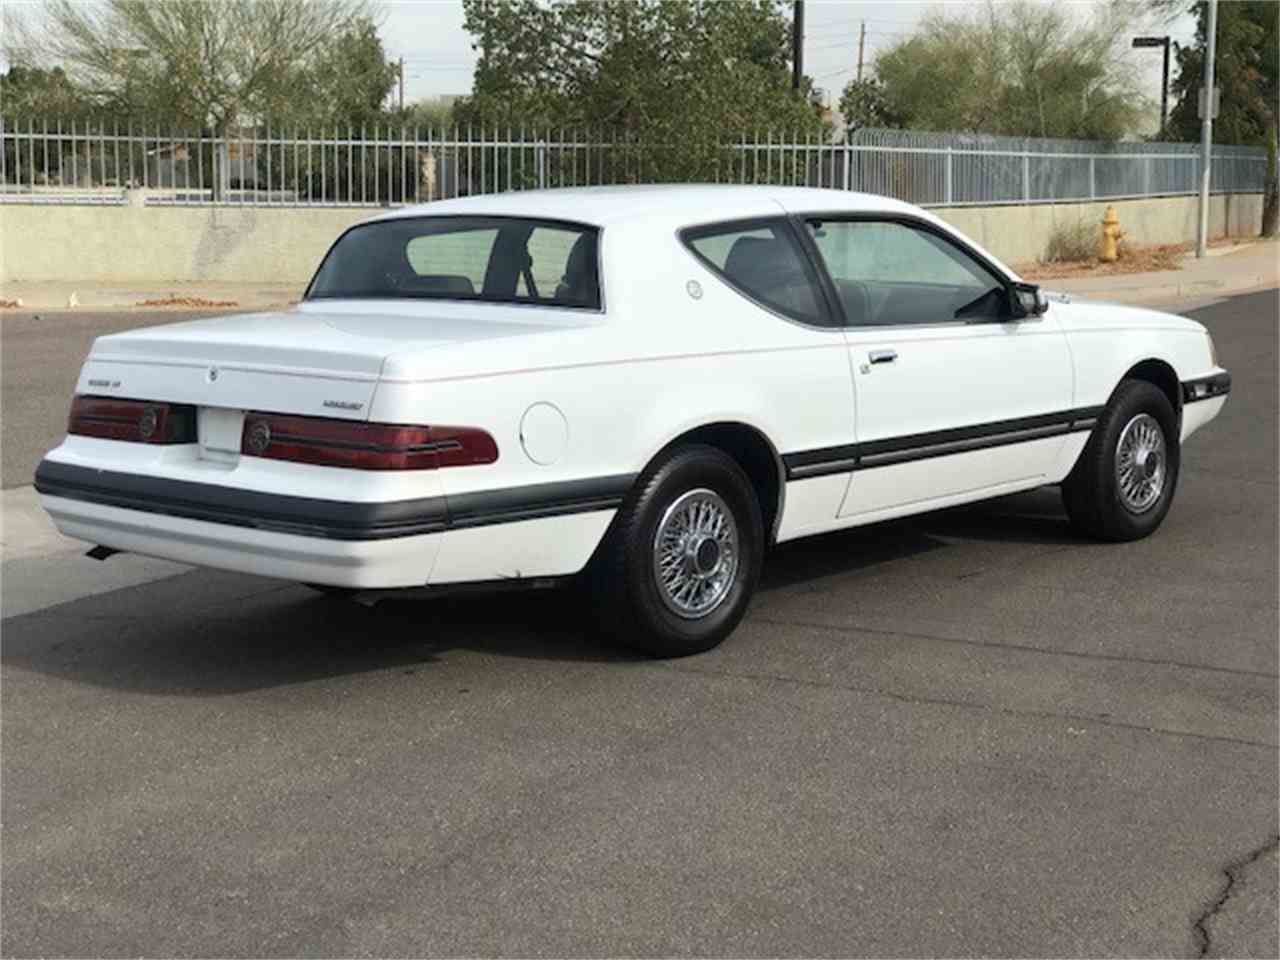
[307,216,601,309]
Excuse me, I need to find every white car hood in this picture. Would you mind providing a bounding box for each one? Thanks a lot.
[1048,296,1207,335]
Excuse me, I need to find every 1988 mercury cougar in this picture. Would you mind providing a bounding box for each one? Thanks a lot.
[35,186,1231,656]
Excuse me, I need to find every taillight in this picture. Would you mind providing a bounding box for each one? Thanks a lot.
[68,396,196,444]
[240,413,498,471]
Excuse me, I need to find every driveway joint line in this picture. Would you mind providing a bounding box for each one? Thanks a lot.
[752,615,1280,680]
[655,661,1279,750]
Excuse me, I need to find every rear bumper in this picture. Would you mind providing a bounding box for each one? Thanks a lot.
[35,459,628,588]
[35,460,448,541]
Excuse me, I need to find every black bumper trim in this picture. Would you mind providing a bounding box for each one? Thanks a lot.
[34,460,634,542]
[1182,372,1231,404]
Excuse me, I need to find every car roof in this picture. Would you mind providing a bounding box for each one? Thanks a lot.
[374,184,923,229]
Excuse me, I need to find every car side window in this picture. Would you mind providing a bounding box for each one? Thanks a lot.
[684,220,827,326]
[807,219,1006,326]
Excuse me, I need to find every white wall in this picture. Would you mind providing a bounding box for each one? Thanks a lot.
[0,192,1265,286]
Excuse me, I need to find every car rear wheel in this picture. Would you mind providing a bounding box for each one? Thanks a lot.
[591,443,763,657]
[1062,379,1180,541]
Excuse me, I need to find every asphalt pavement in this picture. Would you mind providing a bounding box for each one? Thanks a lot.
[2,290,1277,957]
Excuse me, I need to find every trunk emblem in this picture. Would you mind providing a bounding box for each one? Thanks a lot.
[206,366,219,383]
[245,420,272,455]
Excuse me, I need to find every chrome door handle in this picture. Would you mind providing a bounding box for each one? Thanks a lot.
[869,349,898,364]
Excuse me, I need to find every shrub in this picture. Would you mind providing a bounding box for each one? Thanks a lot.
[1041,219,1096,263]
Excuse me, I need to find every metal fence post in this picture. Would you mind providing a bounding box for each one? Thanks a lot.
[944,145,953,205]
[537,140,546,189]
[1022,150,1030,203]
[842,145,851,192]
[1089,155,1096,200]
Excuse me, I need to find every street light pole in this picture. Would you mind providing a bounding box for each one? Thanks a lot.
[1197,0,1218,258]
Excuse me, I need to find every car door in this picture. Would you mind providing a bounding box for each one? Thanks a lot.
[800,215,1075,520]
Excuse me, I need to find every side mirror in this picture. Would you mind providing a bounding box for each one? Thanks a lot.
[1011,282,1048,319]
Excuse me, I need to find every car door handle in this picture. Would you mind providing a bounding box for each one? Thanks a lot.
[869,349,898,365]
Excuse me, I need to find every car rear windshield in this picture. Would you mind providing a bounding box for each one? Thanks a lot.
[307,216,601,309]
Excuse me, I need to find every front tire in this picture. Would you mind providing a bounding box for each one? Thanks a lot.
[1062,379,1180,541]
[591,444,764,657]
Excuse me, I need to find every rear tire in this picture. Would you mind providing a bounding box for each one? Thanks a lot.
[1062,379,1180,541]
[590,444,764,657]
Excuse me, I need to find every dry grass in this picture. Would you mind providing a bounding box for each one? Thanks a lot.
[135,296,239,308]
[1017,235,1241,281]
[0,299,21,309]
[1041,220,1097,264]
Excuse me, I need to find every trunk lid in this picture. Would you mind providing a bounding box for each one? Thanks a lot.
[81,310,388,418]
[78,303,596,418]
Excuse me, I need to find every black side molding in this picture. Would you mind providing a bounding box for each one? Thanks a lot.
[34,459,634,541]
[1183,372,1231,404]
[782,406,1103,481]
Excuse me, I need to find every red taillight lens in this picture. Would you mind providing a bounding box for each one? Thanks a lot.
[240,413,498,471]
[68,396,196,444]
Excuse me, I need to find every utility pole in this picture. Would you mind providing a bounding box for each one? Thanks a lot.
[1160,38,1170,136]
[1131,36,1171,137]
[398,57,405,111]
[792,0,804,91]
[1197,0,1217,258]
[856,20,866,83]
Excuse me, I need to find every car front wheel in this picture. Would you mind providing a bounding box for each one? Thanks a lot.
[1062,379,1181,541]
[591,443,764,657]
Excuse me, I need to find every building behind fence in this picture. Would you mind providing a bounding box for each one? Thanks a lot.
[0,117,1267,210]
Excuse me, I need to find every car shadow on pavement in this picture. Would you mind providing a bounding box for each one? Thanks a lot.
[761,486,1084,592]
[915,486,1087,545]
[2,488,1085,697]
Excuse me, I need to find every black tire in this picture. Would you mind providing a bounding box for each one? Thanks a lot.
[1062,379,1180,541]
[589,443,764,657]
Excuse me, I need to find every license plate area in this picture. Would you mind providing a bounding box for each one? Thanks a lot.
[198,407,245,465]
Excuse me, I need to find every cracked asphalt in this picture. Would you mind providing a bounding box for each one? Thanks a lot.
[2,289,1277,957]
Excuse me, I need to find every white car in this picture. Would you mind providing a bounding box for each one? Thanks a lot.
[36,186,1231,656]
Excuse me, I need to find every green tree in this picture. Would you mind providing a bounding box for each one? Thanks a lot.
[866,0,1145,140]
[0,65,96,117]
[15,0,375,131]
[837,78,903,136]
[293,17,400,129]
[1162,1,1278,235]
[456,0,827,180]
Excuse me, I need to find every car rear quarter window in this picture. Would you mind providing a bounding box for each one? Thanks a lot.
[683,219,828,327]
[308,216,600,309]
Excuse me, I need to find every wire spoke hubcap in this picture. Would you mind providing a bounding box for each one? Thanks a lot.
[653,488,739,620]
[1115,413,1167,514]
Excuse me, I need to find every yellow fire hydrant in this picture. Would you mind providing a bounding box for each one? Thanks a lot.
[1100,205,1122,262]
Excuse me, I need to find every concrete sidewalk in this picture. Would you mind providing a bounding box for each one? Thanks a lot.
[1045,239,1279,307]
[1,280,301,313]
[2,239,1276,313]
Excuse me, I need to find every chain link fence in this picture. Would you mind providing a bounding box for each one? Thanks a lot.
[0,117,1267,208]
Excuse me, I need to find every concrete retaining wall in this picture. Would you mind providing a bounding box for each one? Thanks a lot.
[0,191,1265,286]
[937,193,1264,266]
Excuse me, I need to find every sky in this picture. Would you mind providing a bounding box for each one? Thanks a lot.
[383,0,1201,124]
